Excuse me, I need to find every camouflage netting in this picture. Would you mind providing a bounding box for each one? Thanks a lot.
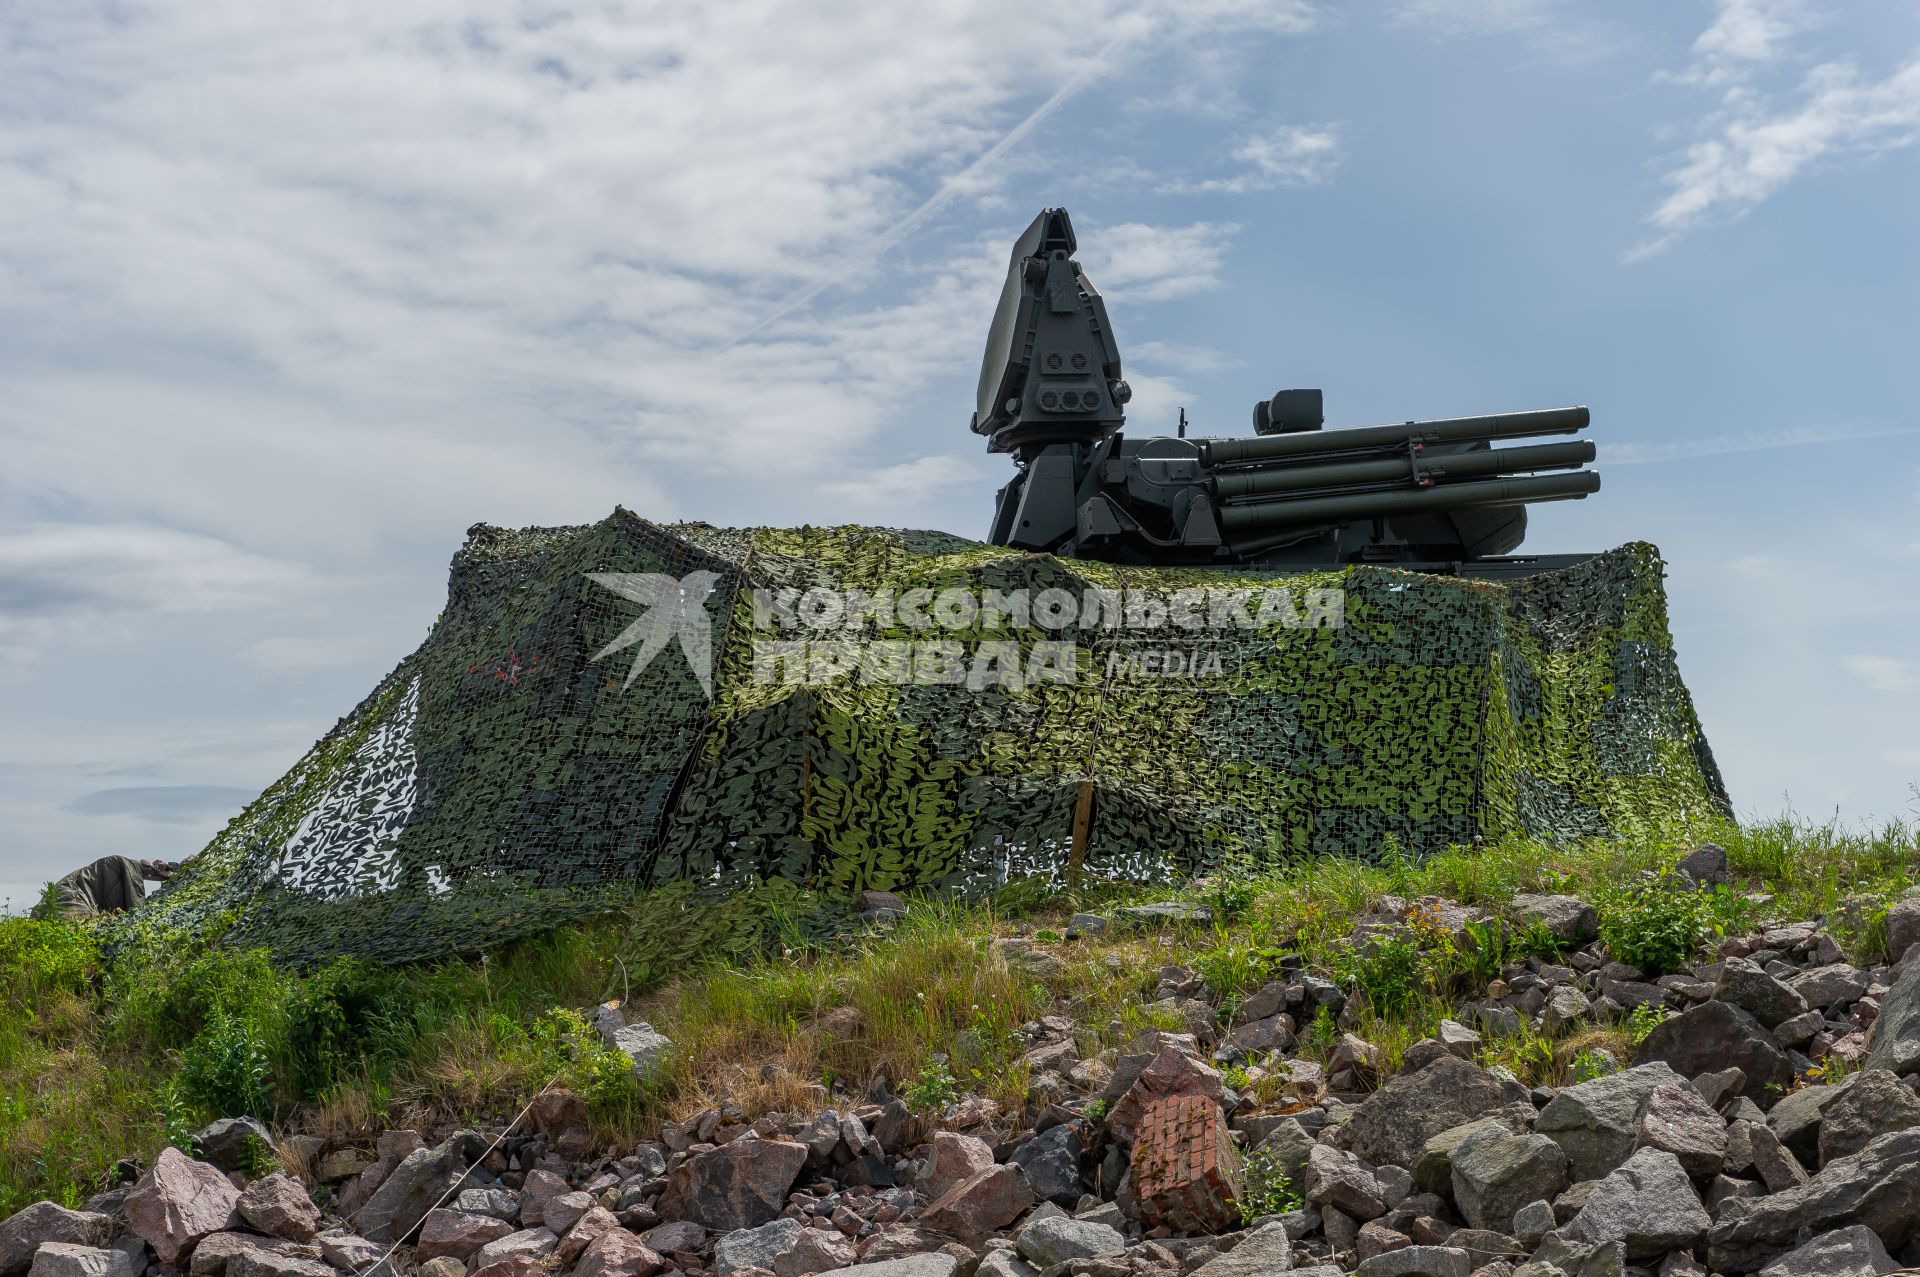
[131,509,1729,967]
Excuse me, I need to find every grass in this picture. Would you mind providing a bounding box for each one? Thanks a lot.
[1,809,1915,1215]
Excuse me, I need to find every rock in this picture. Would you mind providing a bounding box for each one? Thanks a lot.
[223,1252,335,1277]
[452,1186,520,1221]
[1306,1144,1387,1222]
[1358,1221,1413,1260]
[354,1132,486,1244]
[1064,913,1107,941]
[1519,1236,1624,1277]
[1219,1015,1295,1061]
[1676,844,1730,889]
[335,1131,424,1218]
[1793,965,1870,1009]
[27,1247,130,1277]
[1556,1148,1710,1260]
[1633,1083,1727,1179]
[1130,1092,1241,1234]
[1767,1083,1846,1162]
[716,1220,806,1277]
[1715,958,1810,1029]
[556,1208,620,1266]
[315,1230,390,1276]
[1355,1245,1472,1277]
[1186,1220,1295,1277]
[1347,1058,1511,1172]
[1708,1129,1920,1272]
[1884,899,1920,964]
[611,1022,675,1084]
[0,1204,114,1277]
[470,1228,557,1274]
[826,1257,958,1277]
[1633,1002,1795,1109]
[1511,895,1598,945]
[1449,1126,1570,1234]
[1864,953,1920,1075]
[921,1133,996,1202]
[187,1233,321,1277]
[1775,1010,1827,1048]
[918,1164,1034,1240]
[1255,1117,1318,1198]
[190,1119,278,1175]
[658,1137,810,1232]
[1012,1216,1125,1266]
[1512,1201,1555,1249]
[643,1221,706,1254]
[1114,902,1212,929]
[775,1230,859,1277]
[125,1146,244,1264]
[1414,1110,1534,1196]
[238,1174,321,1243]
[1535,1063,1693,1182]
[1756,1224,1897,1277]
[1107,1046,1225,1143]
[573,1228,667,1277]
[859,890,908,921]
[417,1260,465,1277]
[1816,1069,1920,1166]
[415,1210,514,1263]
[1749,1121,1811,1192]
[1010,1124,1085,1208]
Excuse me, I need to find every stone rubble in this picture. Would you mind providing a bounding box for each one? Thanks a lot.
[14,862,1920,1277]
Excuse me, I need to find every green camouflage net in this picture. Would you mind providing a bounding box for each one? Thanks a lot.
[129,509,1729,967]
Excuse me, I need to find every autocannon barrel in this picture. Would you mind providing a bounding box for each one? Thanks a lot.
[1212,439,1596,501]
[1215,470,1601,536]
[1201,405,1590,468]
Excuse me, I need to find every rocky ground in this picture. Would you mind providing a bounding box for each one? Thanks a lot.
[10,847,1920,1277]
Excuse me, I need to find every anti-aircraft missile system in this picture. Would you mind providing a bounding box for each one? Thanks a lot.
[972,208,1600,578]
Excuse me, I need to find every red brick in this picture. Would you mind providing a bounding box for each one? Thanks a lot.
[1129,1093,1241,1233]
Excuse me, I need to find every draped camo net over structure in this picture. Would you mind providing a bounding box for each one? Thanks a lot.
[132,509,1730,968]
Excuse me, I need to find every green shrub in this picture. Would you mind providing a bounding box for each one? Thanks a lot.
[904,1060,959,1112]
[1595,878,1710,975]
[1624,1002,1667,1046]
[0,917,100,1003]
[178,1010,273,1119]
[1237,1145,1302,1223]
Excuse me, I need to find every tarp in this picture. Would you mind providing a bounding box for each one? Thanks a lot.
[130,510,1728,967]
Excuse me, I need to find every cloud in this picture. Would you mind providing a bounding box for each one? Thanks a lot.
[816,456,987,525]
[1847,656,1920,695]
[1077,222,1238,302]
[64,785,259,825]
[1130,341,1241,375]
[1885,748,1920,769]
[0,523,317,656]
[1670,0,1816,87]
[1602,423,1919,465]
[1392,0,1556,37]
[1632,4,1920,258]
[1164,125,1344,193]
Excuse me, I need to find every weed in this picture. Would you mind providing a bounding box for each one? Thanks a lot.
[1594,878,1710,975]
[178,1009,273,1120]
[904,1061,959,1113]
[1624,1003,1667,1047]
[1236,1145,1303,1223]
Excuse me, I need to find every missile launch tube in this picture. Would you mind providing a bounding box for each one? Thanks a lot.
[1202,406,1590,468]
[1216,471,1601,535]
[1212,439,1597,501]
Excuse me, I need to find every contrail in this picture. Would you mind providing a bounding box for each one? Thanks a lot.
[1602,423,1918,465]
[721,33,1128,350]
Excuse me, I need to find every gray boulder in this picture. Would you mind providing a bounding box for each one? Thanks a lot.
[825,1257,959,1277]
[1009,1124,1085,1208]
[1305,1144,1387,1221]
[191,1118,278,1175]
[610,1023,674,1085]
[1536,1063,1692,1182]
[1449,1125,1570,1234]
[1511,895,1598,946]
[1708,1128,1920,1273]
[714,1220,804,1277]
[0,1205,114,1277]
[1767,1083,1847,1163]
[1515,1236,1625,1277]
[1345,1057,1511,1172]
[1884,898,1920,964]
[1012,1216,1124,1267]
[1715,958,1809,1030]
[1756,1225,1896,1277]
[1255,1118,1318,1199]
[1633,1001,1795,1108]
[1634,1082,1727,1178]
[1556,1148,1710,1260]
[1187,1221,1294,1277]
[1355,1245,1471,1277]
[1792,965,1870,1009]
[1676,844,1730,889]
[355,1133,487,1244]
[1815,1069,1920,1167]
[27,1247,131,1277]
[1864,953,1920,1075]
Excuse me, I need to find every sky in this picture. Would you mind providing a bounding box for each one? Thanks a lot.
[3,0,1918,908]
